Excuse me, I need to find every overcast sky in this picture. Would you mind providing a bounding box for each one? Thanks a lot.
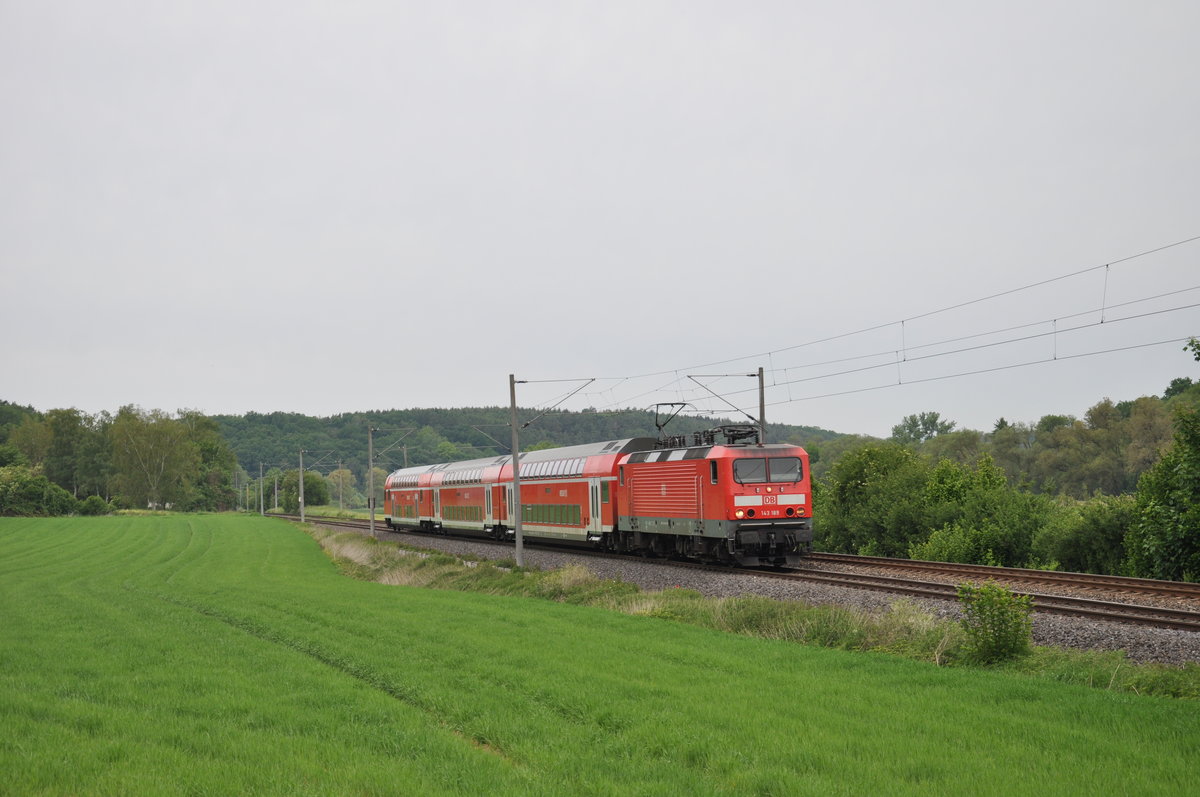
[3,1,1198,439]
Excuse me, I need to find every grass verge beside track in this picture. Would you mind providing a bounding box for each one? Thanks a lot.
[317,526,1200,700]
[1,515,1197,795]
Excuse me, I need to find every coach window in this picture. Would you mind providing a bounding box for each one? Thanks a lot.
[601,481,610,503]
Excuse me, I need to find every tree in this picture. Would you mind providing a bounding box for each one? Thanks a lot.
[0,443,26,467]
[1164,377,1195,400]
[8,415,51,468]
[75,412,114,499]
[988,420,1036,486]
[434,440,467,462]
[110,407,199,509]
[1076,398,1130,496]
[1035,414,1074,435]
[280,470,330,513]
[890,412,955,445]
[44,408,88,495]
[921,429,983,465]
[1123,397,1172,476]
[817,444,931,556]
[177,411,236,511]
[326,468,364,509]
[1128,407,1200,582]
[0,400,38,445]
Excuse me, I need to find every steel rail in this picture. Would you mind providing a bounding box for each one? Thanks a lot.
[806,552,1200,599]
[751,568,1200,632]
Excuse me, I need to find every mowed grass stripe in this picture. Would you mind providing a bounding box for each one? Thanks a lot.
[0,516,1196,796]
[0,516,108,577]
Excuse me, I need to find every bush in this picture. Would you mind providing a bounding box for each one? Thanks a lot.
[816,444,932,556]
[0,465,78,516]
[1128,408,1200,582]
[1032,495,1134,574]
[956,580,1033,663]
[78,495,113,516]
[910,522,982,564]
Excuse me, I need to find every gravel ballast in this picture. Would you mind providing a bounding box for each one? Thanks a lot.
[371,528,1200,667]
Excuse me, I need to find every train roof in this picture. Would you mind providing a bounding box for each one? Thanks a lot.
[385,438,657,480]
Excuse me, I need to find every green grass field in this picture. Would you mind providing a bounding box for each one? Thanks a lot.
[2,516,1196,795]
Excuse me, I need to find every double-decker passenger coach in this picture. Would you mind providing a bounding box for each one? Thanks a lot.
[384,426,812,567]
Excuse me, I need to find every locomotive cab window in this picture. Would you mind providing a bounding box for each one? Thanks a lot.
[733,457,804,484]
[733,458,767,484]
[769,457,803,483]
[710,460,719,484]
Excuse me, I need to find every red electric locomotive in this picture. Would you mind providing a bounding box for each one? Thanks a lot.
[383,426,812,567]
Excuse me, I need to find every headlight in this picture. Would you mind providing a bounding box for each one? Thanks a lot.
[734,509,745,519]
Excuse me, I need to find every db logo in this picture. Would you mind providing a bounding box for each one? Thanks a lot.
[763,495,778,505]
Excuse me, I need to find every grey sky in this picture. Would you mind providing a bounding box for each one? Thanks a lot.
[3,1,1198,438]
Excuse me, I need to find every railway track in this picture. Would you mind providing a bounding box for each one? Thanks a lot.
[280,514,1200,633]
[807,552,1200,601]
[756,567,1200,632]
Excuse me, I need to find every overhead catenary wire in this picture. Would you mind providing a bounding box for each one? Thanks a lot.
[765,285,1200,378]
[517,234,1199,422]
[755,335,1198,410]
[698,301,1200,403]
[584,244,1198,412]
[592,233,1200,383]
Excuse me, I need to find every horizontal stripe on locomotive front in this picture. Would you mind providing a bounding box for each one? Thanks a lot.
[733,493,806,507]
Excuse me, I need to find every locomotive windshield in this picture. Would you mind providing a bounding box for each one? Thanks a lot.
[733,457,803,484]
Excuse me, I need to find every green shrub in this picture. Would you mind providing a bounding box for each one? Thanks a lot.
[1033,494,1134,574]
[78,495,112,516]
[0,466,78,516]
[956,580,1033,663]
[1128,407,1200,581]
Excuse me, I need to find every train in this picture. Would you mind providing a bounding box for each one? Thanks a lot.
[383,424,813,567]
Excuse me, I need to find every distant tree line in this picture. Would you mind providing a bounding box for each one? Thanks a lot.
[1,403,237,515]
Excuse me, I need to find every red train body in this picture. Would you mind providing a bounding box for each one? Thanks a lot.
[384,430,813,566]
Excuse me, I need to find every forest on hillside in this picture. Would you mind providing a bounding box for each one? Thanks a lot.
[210,407,843,481]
